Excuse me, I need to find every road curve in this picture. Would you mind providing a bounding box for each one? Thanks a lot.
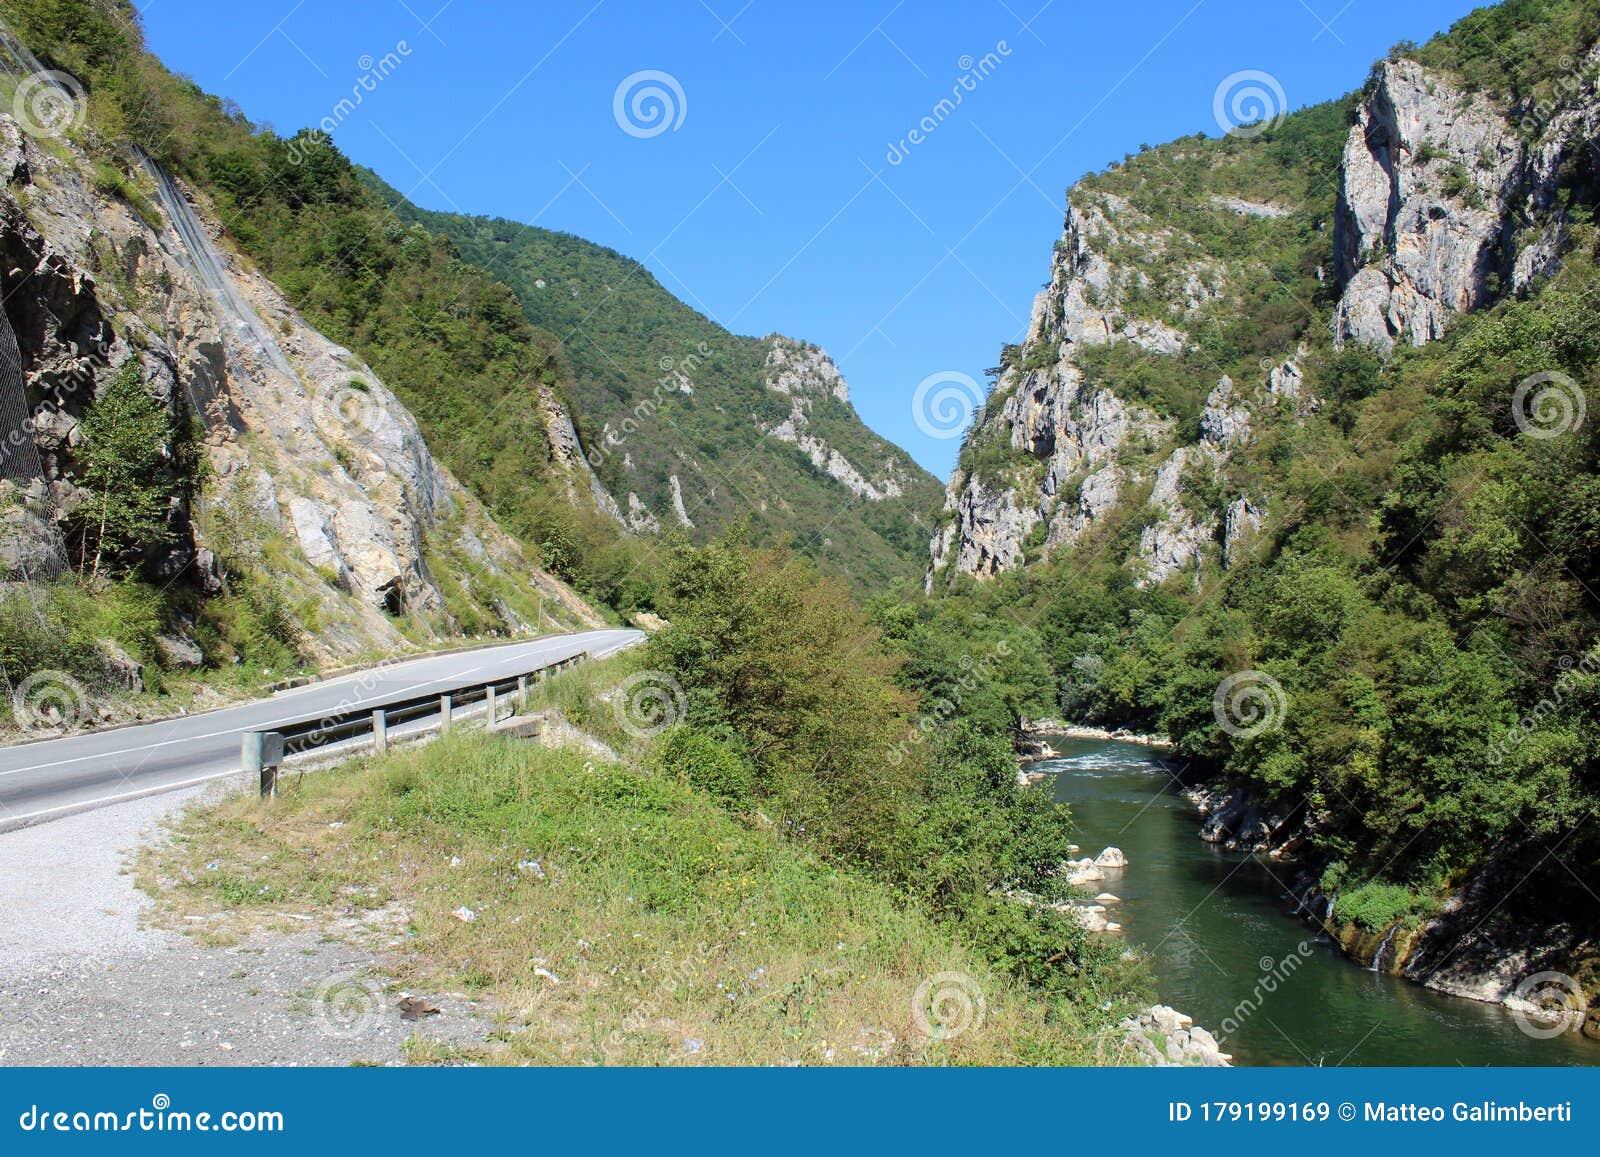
[0,628,642,832]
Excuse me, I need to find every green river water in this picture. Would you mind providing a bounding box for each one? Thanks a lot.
[1040,736,1598,1067]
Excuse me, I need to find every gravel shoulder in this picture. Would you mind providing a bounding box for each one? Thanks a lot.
[0,778,498,1066]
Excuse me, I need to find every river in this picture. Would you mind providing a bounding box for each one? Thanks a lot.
[1038,735,1598,1066]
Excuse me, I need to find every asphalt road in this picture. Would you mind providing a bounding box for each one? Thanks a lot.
[0,628,642,832]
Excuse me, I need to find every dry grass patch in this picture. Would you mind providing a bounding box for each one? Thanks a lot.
[140,732,1137,1066]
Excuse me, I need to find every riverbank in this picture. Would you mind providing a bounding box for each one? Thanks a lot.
[1180,781,1600,1041]
[133,732,1135,1065]
[1020,719,1174,749]
[1281,867,1600,1042]
[1024,735,1600,1063]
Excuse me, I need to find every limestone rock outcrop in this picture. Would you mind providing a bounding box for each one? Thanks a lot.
[1333,50,1600,351]
[928,178,1282,589]
[933,43,1600,591]
[761,336,908,502]
[1333,60,1522,350]
[0,109,599,657]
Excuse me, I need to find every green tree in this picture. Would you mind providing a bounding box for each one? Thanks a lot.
[73,361,180,580]
[647,533,916,859]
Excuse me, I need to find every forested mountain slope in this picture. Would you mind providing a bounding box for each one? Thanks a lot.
[0,0,662,623]
[933,0,1600,1001]
[368,179,943,593]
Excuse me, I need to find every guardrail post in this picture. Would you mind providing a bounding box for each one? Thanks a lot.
[485,683,497,727]
[517,675,529,712]
[243,731,285,799]
[440,693,453,733]
[373,709,388,755]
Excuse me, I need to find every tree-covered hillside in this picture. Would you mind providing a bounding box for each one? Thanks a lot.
[366,178,944,594]
[939,0,1600,929]
[1,0,941,609]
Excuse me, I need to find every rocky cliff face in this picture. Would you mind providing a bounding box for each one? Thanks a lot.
[761,336,909,503]
[0,111,598,658]
[933,43,1600,590]
[537,379,626,528]
[1334,47,1600,350]
[1332,59,1523,349]
[928,184,1299,589]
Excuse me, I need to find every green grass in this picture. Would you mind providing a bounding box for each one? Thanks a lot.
[1334,881,1438,932]
[141,729,1139,1066]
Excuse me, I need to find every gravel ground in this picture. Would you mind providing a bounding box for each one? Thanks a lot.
[0,782,499,1066]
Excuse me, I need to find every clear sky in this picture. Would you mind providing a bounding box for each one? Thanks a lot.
[140,0,1488,478]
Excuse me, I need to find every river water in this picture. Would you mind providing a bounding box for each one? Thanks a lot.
[1038,736,1598,1066]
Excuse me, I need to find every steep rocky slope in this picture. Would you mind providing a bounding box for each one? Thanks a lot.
[0,85,598,662]
[944,0,1600,1026]
[931,30,1600,592]
[369,184,943,593]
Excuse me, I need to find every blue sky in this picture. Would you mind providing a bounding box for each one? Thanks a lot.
[142,0,1487,478]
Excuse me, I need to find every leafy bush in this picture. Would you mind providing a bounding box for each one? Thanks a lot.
[0,586,107,693]
[647,534,916,859]
[1336,882,1428,931]
[643,535,1133,1000]
[647,724,754,804]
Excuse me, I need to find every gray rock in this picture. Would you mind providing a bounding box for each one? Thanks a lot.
[155,633,204,669]
[1199,789,1250,844]
[625,492,661,535]
[0,481,64,579]
[97,640,144,694]
[0,113,27,183]
[763,338,904,501]
[1332,60,1522,351]
[1137,446,1217,586]
[1199,375,1251,448]
[288,496,348,587]
[1223,497,1266,569]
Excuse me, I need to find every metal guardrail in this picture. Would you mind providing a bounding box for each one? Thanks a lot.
[242,650,590,798]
